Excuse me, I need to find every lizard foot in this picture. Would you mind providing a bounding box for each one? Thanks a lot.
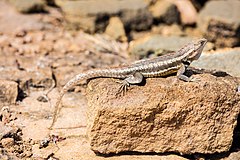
[116,80,130,96]
[188,76,201,83]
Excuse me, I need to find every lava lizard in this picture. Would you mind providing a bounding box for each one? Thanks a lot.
[49,38,207,129]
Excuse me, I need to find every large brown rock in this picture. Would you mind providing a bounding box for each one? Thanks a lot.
[86,73,240,154]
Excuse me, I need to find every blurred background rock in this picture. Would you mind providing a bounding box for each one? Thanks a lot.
[0,0,240,159]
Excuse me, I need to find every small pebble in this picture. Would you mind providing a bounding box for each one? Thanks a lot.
[1,138,14,148]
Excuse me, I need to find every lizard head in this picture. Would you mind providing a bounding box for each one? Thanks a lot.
[185,38,207,62]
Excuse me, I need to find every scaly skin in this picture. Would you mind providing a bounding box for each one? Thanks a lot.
[49,38,207,129]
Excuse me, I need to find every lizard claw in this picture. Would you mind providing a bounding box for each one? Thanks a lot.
[188,76,201,82]
[116,80,130,96]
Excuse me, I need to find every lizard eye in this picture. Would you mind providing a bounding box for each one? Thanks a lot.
[183,61,190,66]
[200,39,207,45]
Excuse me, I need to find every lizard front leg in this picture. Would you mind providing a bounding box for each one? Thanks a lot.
[177,62,192,82]
[117,72,144,94]
[177,62,198,82]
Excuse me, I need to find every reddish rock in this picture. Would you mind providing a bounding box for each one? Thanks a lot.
[173,0,197,25]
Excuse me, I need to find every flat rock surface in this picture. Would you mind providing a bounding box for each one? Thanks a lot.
[57,0,147,15]
[192,48,240,77]
[86,74,240,154]
[57,0,152,32]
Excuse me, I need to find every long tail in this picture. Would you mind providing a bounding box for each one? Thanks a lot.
[49,68,129,129]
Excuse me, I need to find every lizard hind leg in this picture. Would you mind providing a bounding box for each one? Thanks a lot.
[116,72,144,96]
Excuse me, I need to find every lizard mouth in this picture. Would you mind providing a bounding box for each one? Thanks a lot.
[199,39,207,51]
